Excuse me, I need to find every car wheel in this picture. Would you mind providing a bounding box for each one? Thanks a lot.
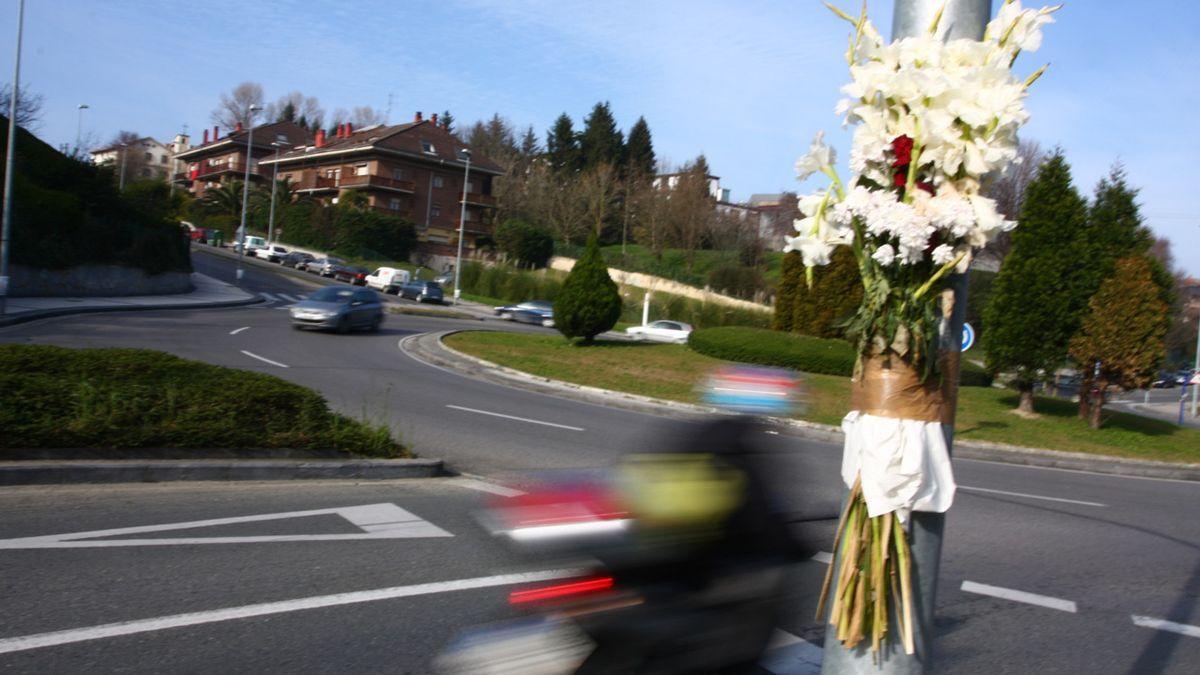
[369,315,382,333]
[336,316,350,334]
[541,319,554,328]
[500,311,512,320]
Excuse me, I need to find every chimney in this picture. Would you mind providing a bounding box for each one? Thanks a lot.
[414,111,423,123]
[431,113,438,126]
[235,121,243,133]
[315,129,326,148]
[213,125,219,141]
[345,122,352,136]
[203,129,209,144]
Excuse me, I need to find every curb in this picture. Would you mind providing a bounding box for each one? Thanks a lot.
[0,458,444,485]
[413,329,1200,483]
[0,293,262,328]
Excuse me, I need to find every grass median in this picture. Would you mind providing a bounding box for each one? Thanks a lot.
[0,344,407,458]
[444,331,1200,464]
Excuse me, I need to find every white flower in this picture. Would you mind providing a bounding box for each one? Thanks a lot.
[795,131,837,182]
[797,192,826,218]
[872,244,896,267]
[784,235,835,267]
[931,244,957,265]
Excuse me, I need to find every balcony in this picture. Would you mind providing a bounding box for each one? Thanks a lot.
[371,205,414,219]
[193,161,267,180]
[459,192,497,207]
[293,172,415,194]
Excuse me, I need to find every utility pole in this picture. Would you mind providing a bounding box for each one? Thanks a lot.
[820,2,988,673]
[0,0,25,316]
[236,105,262,283]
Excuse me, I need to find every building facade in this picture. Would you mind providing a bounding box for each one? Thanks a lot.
[90,137,176,181]
[171,121,313,197]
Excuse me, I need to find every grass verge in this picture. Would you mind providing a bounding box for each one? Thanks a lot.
[444,331,1200,464]
[0,344,407,458]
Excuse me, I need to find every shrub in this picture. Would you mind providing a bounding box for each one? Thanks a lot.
[495,218,554,268]
[773,251,803,332]
[555,235,622,343]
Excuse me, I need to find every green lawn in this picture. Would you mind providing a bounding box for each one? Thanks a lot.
[445,331,1200,464]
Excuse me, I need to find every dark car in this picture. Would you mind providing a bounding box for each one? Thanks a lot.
[289,286,383,333]
[494,300,555,327]
[334,265,369,286]
[281,251,315,268]
[399,280,444,304]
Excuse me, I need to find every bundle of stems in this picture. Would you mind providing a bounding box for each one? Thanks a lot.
[815,475,915,655]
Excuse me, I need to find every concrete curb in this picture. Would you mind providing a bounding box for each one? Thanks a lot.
[0,458,444,485]
[413,329,1200,482]
[0,293,261,328]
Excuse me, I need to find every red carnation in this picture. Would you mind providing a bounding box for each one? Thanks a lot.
[891,135,914,168]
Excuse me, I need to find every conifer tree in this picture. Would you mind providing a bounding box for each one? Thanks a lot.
[554,234,622,343]
[546,113,582,175]
[773,251,802,332]
[580,101,624,170]
[792,247,863,338]
[625,116,656,182]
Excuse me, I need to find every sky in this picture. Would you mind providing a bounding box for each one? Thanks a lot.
[2,0,1197,276]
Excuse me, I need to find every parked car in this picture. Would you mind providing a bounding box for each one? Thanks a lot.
[333,265,369,286]
[495,300,555,327]
[255,244,289,262]
[281,251,315,268]
[365,267,411,294]
[434,272,454,286]
[290,286,383,333]
[399,280,444,304]
[305,257,345,277]
[233,235,267,255]
[1152,372,1177,389]
[625,320,694,344]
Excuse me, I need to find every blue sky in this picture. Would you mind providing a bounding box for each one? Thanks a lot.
[2,1,1197,276]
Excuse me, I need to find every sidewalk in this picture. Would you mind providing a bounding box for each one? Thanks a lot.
[0,272,260,327]
[1109,394,1200,429]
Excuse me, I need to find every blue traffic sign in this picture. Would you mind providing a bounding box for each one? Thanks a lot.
[961,322,976,352]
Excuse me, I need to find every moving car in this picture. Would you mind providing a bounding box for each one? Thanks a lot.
[399,280,444,303]
[290,287,383,333]
[365,267,411,294]
[281,251,315,268]
[333,265,369,286]
[625,320,694,344]
[494,300,554,327]
[255,244,289,262]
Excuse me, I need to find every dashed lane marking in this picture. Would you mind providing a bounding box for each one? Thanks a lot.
[445,404,585,431]
[1131,615,1200,639]
[811,551,833,564]
[961,581,1077,613]
[447,477,526,497]
[258,292,281,303]
[229,326,250,335]
[240,350,289,368]
[958,485,1106,507]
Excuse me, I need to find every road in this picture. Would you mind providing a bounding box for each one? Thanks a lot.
[0,249,1197,673]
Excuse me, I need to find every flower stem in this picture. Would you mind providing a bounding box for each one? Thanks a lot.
[913,251,967,299]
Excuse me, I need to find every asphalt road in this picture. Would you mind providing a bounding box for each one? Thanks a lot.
[0,250,1197,673]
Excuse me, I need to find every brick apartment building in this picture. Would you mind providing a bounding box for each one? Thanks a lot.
[260,112,502,258]
[172,121,313,197]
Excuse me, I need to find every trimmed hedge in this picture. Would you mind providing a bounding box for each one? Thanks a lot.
[0,345,405,456]
[687,326,993,387]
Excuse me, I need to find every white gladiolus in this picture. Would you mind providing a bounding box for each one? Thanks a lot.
[795,131,837,182]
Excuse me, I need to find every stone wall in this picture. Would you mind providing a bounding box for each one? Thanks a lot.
[548,256,773,313]
[10,264,194,297]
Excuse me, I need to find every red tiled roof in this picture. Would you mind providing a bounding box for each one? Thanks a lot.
[266,120,503,174]
[174,121,313,160]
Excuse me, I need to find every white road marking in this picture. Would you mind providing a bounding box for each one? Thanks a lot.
[1131,615,1200,639]
[955,457,1200,485]
[445,404,585,431]
[958,485,1106,507]
[279,293,301,302]
[0,503,450,549]
[811,551,833,564]
[0,569,575,655]
[761,630,822,674]
[448,477,526,497]
[240,350,289,368]
[229,326,250,335]
[960,581,1077,613]
[259,292,281,302]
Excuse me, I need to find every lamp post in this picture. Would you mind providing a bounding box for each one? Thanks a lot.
[235,104,263,283]
[118,143,127,191]
[453,148,471,305]
[1192,314,1199,417]
[266,141,289,244]
[0,0,26,316]
[75,104,88,153]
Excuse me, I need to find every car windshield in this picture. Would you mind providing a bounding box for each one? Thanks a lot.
[308,287,354,303]
[520,301,552,310]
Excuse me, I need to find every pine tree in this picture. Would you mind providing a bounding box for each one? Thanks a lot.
[625,116,656,182]
[1069,256,1170,428]
[773,251,802,332]
[792,247,863,338]
[983,151,1091,415]
[441,110,455,135]
[278,101,297,123]
[554,234,622,343]
[546,113,581,175]
[580,101,624,170]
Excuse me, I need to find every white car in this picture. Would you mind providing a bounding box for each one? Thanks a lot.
[625,320,694,344]
[234,235,267,255]
[365,267,411,294]
[255,244,289,262]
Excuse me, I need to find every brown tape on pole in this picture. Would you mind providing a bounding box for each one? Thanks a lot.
[850,355,944,423]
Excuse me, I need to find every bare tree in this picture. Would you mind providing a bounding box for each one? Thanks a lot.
[99,131,154,182]
[350,106,385,128]
[524,162,587,246]
[265,91,324,130]
[211,82,265,130]
[668,159,717,270]
[578,163,620,238]
[0,82,44,131]
[982,138,1046,260]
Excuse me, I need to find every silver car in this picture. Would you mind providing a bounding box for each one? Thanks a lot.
[290,287,383,333]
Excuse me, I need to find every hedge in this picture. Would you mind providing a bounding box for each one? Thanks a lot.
[0,345,405,456]
[687,326,993,387]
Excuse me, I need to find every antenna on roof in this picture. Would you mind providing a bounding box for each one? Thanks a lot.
[385,93,393,124]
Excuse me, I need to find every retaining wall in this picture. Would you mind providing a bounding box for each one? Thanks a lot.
[10,264,194,297]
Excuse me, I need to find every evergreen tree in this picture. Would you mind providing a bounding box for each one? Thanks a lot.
[495,218,554,268]
[546,113,581,175]
[441,110,455,135]
[984,151,1091,415]
[625,116,656,182]
[1069,256,1170,428]
[554,234,622,343]
[580,101,624,170]
[792,247,863,338]
[773,251,802,332]
[278,101,297,123]
[518,125,540,158]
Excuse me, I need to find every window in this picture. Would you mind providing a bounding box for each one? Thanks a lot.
[141,168,151,177]
[466,180,476,193]
[354,164,368,176]
[431,203,441,218]
[160,155,168,164]
[143,152,152,161]
[421,140,436,155]
[388,198,402,211]
[391,167,408,180]
[432,175,444,188]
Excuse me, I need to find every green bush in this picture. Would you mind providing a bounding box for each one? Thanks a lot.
[0,345,405,456]
[555,235,622,342]
[495,218,554,268]
[689,326,993,386]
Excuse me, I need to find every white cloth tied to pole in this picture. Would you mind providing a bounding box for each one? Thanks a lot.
[841,410,956,522]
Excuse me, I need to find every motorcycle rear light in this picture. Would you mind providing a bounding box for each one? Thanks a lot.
[508,576,614,605]
[507,518,630,542]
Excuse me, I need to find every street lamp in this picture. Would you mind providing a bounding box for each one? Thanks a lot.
[235,104,263,283]
[266,140,290,244]
[0,0,26,316]
[118,142,127,191]
[453,148,471,305]
[75,104,88,153]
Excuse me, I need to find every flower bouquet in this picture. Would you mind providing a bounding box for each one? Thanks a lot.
[791,0,1059,656]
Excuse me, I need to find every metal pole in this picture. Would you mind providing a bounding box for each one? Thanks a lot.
[0,0,26,316]
[1191,316,1199,417]
[267,145,281,243]
[76,104,88,153]
[821,2,987,673]
[453,152,470,305]
[236,107,261,283]
[118,144,126,191]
